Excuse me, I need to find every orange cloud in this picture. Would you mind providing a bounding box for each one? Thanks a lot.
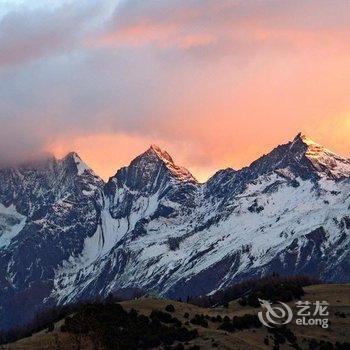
[47,133,219,182]
[1,0,350,173]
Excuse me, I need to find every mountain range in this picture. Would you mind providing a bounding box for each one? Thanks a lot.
[0,133,349,331]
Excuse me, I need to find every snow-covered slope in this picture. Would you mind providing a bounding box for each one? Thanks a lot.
[0,134,349,331]
[0,203,26,249]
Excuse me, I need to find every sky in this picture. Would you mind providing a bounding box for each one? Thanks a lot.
[0,0,350,182]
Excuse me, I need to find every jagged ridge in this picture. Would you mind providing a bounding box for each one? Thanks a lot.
[0,134,349,331]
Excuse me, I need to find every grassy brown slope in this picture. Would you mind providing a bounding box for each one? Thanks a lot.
[4,284,350,350]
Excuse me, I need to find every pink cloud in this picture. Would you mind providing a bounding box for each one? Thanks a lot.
[0,0,350,179]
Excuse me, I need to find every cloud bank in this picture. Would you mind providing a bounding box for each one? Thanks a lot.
[0,0,349,180]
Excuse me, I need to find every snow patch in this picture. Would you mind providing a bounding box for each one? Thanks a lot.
[0,203,26,248]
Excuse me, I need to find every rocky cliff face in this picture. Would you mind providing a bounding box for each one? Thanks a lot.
[0,153,103,329]
[0,134,349,330]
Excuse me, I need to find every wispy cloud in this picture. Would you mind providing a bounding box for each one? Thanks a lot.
[0,2,108,67]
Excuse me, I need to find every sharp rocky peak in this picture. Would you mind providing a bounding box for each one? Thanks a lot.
[61,151,86,172]
[63,151,81,161]
[205,133,350,200]
[289,133,350,178]
[291,132,332,152]
[148,144,174,164]
[135,145,197,183]
[60,152,102,181]
[291,132,326,153]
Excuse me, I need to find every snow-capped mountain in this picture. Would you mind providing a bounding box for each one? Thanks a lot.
[0,134,349,330]
[0,153,103,329]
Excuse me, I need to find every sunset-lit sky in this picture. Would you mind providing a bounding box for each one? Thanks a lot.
[1,0,350,181]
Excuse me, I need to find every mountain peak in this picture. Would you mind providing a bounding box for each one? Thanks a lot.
[144,145,197,183]
[289,133,350,179]
[148,144,174,164]
[292,133,338,159]
[63,151,82,163]
[293,132,303,140]
[61,151,95,177]
[126,145,195,183]
[292,132,320,148]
